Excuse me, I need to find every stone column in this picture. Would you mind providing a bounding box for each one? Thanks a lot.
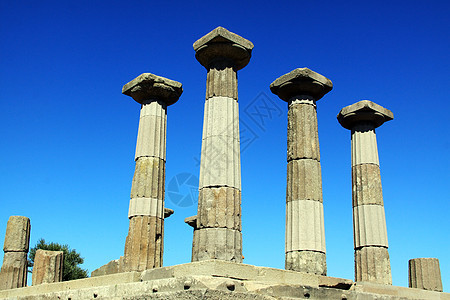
[186,27,253,263]
[32,250,63,285]
[270,68,332,275]
[0,216,31,290]
[337,100,393,285]
[122,73,182,271]
[409,258,443,292]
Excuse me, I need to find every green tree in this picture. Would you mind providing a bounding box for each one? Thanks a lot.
[28,239,89,281]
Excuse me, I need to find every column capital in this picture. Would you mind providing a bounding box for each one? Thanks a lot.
[337,100,393,130]
[270,68,333,102]
[122,73,183,106]
[193,26,254,70]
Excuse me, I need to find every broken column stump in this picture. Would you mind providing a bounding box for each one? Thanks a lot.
[32,250,63,285]
[0,216,31,290]
[409,258,443,292]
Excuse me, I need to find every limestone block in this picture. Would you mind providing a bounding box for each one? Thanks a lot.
[355,246,392,285]
[286,200,326,253]
[353,205,388,248]
[32,250,63,285]
[91,258,121,277]
[122,73,183,106]
[337,100,394,130]
[193,26,254,71]
[130,157,165,200]
[285,250,326,275]
[3,216,30,252]
[199,134,241,190]
[351,124,379,166]
[135,101,167,160]
[352,164,383,207]
[409,258,443,292]
[206,66,238,99]
[270,68,333,102]
[287,159,323,202]
[192,228,242,263]
[197,187,241,231]
[128,197,164,218]
[0,252,28,290]
[202,96,239,139]
[287,100,320,161]
[123,215,164,271]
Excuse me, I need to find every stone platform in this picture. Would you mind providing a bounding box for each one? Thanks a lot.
[0,260,448,299]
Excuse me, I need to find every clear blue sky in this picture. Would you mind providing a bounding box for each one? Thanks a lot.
[1,0,448,291]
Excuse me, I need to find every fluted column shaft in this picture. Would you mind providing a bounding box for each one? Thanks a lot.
[351,122,392,284]
[409,258,443,292]
[285,96,326,275]
[193,60,242,262]
[0,216,30,290]
[124,100,167,271]
[32,250,64,285]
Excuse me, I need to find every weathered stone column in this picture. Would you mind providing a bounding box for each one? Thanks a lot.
[0,216,31,290]
[186,27,253,262]
[409,258,443,292]
[337,100,393,285]
[32,250,63,285]
[122,73,182,271]
[270,68,332,275]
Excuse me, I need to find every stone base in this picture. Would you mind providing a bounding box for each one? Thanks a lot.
[0,260,447,299]
[285,250,326,275]
[355,246,392,285]
[0,252,28,290]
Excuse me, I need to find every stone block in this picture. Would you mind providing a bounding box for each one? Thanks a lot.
[3,216,30,252]
[91,257,124,277]
[285,250,326,275]
[350,124,380,166]
[192,228,242,263]
[206,68,238,99]
[286,199,326,252]
[353,205,388,248]
[352,164,384,206]
[199,134,241,190]
[409,258,443,292]
[32,250,63,285]
[355,246,392,285]
[270,67,333,101]
[122,73,183,106]
[193,26,254,71]
[0,252,28,290]
[123,215,164,271]
[287,159,323,202]
[337,100,394,130]
[287,101,320,161]
[202,96,239,139]
[197,187,241,231]
[130,157,165,201]
[135,101,167,160]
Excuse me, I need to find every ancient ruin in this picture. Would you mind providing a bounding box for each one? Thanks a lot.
[337,100,393,285]
[270,68,332,276]
[0,27,446,299]
[122,73,182,272]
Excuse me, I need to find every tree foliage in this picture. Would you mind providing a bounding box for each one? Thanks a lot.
[28,238,89,281]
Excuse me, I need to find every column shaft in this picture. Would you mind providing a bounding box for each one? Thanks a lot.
[409,258,443,292]
[193,61,242,262]
[124,100,167,271]
[351,122,391,285]
[285,97,326,275]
